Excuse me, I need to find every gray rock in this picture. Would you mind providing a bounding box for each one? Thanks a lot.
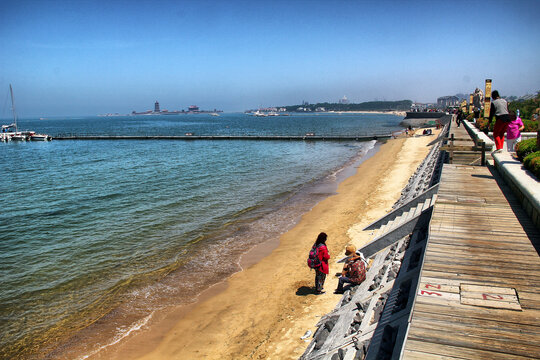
[372,305,384,323]
[353,312,364,323]
[354,346,365,360]
[325,318,336,332]
[314,328,330,350]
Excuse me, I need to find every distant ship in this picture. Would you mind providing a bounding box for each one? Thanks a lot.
[131,102,223,116]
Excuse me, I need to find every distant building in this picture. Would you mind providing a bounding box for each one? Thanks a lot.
[411,103,426,112]
[437,96,459,108]
[188,105,200,112]
[339,95,349,104]
[154,101,160,113]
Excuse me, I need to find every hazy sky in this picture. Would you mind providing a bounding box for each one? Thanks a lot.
[1,0,539,117]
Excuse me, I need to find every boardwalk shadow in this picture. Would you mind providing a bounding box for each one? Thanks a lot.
[296,286,316,296]
[487,166,540,256]
[471,174,495,180]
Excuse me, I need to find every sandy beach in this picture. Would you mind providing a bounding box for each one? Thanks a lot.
[92,132,438,360]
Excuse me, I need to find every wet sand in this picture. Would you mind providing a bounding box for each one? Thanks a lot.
[92,132,438,360]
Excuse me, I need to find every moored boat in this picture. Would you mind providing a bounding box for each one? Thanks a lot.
[25,131,51,141]
[10,132,27,141]
[1,85,51,144]
[30,133,51,141]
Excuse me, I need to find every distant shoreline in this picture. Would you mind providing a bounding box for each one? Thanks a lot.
[326,110,407,117]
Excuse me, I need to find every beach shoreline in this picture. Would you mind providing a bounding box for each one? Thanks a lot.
[83,132,437,360]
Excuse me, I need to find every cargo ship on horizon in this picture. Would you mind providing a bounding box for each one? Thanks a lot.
[130,102,223,116]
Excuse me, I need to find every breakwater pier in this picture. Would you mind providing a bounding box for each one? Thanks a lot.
[52,134,393,141]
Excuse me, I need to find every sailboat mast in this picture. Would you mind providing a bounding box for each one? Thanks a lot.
[9,84,17,132]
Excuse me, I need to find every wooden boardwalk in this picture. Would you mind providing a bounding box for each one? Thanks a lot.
[402,120,540,359]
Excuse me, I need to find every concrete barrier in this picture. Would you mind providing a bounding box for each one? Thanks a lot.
[492,152,540,228]
[519,132,537,140]
[462,120,495,151]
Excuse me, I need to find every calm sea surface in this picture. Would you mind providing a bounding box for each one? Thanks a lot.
[0,113,403,359]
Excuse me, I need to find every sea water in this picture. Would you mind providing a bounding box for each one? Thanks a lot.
[0,113,403,359]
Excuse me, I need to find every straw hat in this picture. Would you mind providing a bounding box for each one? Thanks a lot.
[345,244,356,256]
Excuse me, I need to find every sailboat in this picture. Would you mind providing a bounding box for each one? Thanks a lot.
[1,84,51,142]
[5,84,27,141]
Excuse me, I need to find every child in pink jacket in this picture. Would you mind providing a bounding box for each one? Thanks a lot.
[506,114,524,153]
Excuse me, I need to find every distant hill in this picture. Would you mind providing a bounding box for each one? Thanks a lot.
[282,100,413,112]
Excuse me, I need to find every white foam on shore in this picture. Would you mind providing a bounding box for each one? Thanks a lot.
[76,312,153,360]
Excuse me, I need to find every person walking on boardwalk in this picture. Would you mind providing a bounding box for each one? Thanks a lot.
[334,245,367,294]
[489,90,510,152]
[307,232,330,294]
[506,110,524,153]
[456,109,463,127]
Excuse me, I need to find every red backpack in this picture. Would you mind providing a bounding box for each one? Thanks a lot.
[307,245,322,269]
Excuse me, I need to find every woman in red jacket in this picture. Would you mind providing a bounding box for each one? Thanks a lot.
[313,232,330,294]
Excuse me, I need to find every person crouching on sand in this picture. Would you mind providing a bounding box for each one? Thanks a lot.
[335,245,367,294]
[312,232,330,294]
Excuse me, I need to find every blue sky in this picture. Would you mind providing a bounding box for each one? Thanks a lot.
[1,0,539,117]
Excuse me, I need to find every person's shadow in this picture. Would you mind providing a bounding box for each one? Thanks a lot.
[296,286,316,296]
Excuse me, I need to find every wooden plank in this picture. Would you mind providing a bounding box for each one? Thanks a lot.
[440,145,482,151]
[413,299,540,327]
[407,323,540,358]
[424,250,539,265]
[418,282,459,294]
[402,349,464,359]
[518,290,540,303]
[417,289,460,301]
[424,252,540,267]
[414,294,461,307]
[410,317,539,348]
[420,269,540,288]
[418,276,461,285]
[424,243,540,259]
[460,291,519,303]
[404,339,533,360]
[518,295,540,310]
[427,236,537,248]
[422,256,540,272]
[460,296,522,311]
[426,239,538,253]
[419,269,540,289]
[460,284,517,295]
[410,310,540,337]
[420,263,540,283]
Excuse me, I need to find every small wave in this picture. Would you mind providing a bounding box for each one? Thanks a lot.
[76,312,153,360]
[328,140,376,180]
